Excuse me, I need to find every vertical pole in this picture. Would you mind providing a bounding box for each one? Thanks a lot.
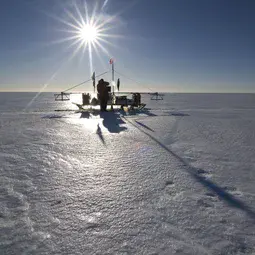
[112,62,114,95]
[110,58,114,110]
[92,72,95,93]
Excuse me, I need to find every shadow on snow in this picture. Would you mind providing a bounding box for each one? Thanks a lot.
[79,111,127,134]
[95,123,105,145]
[124,116,255,221]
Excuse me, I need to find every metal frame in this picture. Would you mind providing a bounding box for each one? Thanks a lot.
[54,92,71,101]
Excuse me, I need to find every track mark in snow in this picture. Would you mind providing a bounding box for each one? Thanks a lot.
[51,200,62,206]
[42,114,64,119]
[197,198,214,208]
[196,168,213,179]
[223,186,237,192]
[163,180,183,199]
[78,212,102,229]
[223,186,243,197]
[205,192,217,197]
[165,180,175,186]
[197,192,219,208]
[197,169,207,174]
[135,120,155,132]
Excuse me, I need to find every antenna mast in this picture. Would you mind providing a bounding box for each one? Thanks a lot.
[110,58,114,95]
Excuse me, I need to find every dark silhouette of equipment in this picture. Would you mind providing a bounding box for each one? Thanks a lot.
[54,59,164,112]
[117,78,120,91]
[132,93,141,107]
[82,93,91,105]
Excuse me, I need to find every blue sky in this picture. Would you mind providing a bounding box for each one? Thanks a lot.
[0,0,254,92]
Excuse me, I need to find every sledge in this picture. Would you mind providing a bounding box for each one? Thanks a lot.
[54,59,164,112]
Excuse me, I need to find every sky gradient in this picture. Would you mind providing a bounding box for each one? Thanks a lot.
[0,0,254,92]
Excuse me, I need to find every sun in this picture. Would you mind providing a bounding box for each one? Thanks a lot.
[79,24,98,43]
[49,1,123,74]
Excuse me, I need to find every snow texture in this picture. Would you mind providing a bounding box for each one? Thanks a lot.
[0,92,255,255]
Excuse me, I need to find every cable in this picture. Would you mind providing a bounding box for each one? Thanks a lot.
[63,71,109,93]
[114,70,154,92]
[115,70,165,114]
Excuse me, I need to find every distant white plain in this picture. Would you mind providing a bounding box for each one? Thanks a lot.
[0,93,255,254]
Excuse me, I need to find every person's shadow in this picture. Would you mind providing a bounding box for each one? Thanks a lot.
[100,111,127,133]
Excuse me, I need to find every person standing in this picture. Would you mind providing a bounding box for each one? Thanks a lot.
[97,79,109,111]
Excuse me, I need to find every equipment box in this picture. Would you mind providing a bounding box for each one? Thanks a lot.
[115,96,127,105]
[115,96,134,106]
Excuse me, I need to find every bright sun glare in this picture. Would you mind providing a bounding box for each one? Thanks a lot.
[79,24,98,43]
[50,1,121,74]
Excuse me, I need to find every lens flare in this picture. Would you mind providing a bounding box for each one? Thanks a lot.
[47,1,123,74]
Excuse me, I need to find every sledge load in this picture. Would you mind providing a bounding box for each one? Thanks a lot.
[54,59,164,111]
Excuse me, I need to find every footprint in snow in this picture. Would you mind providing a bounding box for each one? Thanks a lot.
[51,200,62,206]
[197,192,218,208]
[223,186,237,192]
[197,169,207,174]
[197,198,214,208]
[223,186,243,196]
[165,180,175,186]
[196,168,213,178]
[205,192,217,198]
[164,180,180,197]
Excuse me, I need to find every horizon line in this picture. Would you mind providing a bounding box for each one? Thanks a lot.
[0,91,254,94]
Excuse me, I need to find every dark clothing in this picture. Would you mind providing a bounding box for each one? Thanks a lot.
[97,81,110,111]
[100,98,108,111]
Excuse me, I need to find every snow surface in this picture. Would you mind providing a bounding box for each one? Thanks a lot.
[0,92,255,255]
